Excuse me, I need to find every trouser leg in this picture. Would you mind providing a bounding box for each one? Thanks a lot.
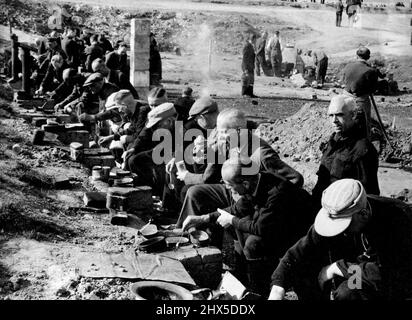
[177,183,231,225]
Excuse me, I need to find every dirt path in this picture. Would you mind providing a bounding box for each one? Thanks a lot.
[52,0,411,57]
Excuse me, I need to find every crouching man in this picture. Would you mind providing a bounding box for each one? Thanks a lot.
[269,178,412,300]
[183,156,316,296]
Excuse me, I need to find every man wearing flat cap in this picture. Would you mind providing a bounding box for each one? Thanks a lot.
[79,72,119,136]
[341,47,379,137]
[124,103,177,196]
[269,178,412,300]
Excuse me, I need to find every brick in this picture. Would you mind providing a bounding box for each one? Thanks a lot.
[63,130,90,148]
[106,186,152,213]
[32,129,45,145]
[197,247,222,264]
[83,155,115,169]
[32,117,48,127]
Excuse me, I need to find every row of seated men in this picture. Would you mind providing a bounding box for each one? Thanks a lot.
[69,83,412,301]
[6,26,162,99]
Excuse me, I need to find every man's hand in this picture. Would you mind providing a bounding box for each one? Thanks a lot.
[35,87,44,95]
[54,102,63,112]
[98,135,113,146]
[79,113,96,123]
[231,191,242,202]
[318,262,343,291]
[216,209,234,228]
[182,215,210,231]
[268,285,285,300]
[176,169,188,181]
[121,148,135,162]
[166,157,175,174]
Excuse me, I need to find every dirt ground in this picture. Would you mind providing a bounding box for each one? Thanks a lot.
[0,0,412,300]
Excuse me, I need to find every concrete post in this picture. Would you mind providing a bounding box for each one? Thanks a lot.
[21,46,31,97]
[130,18,151,99]
[10,34,19,82]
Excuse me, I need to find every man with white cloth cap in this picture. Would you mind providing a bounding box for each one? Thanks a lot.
[268,178,412,300]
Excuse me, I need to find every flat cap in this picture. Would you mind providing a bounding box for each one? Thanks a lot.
[188,97,218,119]
[314,179,367,237]
[356,46,371,60]
[83,73,104,87]
[146,103,177,128]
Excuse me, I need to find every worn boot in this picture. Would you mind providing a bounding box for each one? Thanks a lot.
[246,259,273,297]
[241,85,249,97]
[232,240,248,285]
[248,86,258,98]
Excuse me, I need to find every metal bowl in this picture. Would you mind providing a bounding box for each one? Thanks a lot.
[189,230,210,247]
[165,236,189,248]
[137,236,166,253]
[130,281,193,300]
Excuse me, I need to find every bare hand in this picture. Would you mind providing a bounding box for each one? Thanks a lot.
[166,158,175,174]
[182,215,209,231]
[176,169,188,181]
[216,209,234,228]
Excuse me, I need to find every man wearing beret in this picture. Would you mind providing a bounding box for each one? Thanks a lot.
[124,103,177,196]
[311,94,380,207]
[341,47,379,137]
[269,178,412,300]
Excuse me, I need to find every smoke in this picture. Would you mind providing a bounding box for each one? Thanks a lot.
[177,23,215,97]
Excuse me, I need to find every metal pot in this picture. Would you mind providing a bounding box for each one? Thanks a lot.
[137,236,166,253]
[130,281,193,300]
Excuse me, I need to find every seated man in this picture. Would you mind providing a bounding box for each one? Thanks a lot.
[173,86,195,122]
[312,94,380,207]
[123,103,177,196]
[78,73,119,137]
[183,156,316,296]
[176,108,304,228]
[97,90,146,162]
[53,68,87,112]
[35,54,69,95]
[92,58,138,99]
[269,178,412,300]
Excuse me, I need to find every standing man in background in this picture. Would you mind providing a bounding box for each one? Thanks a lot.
[313,50,328,87]
[255,31,268,77]
[341,47,379,137]
[269,31,282,77]
[241,33,257,98]
[336,0,344,27]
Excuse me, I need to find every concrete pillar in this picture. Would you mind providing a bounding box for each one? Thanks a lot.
[10,34,19,81]
[130,18,150,98]
[21,46,31,97]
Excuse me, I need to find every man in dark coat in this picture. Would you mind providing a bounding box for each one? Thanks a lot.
[241,33,257,98]
[336,0,344,27]
[255,31,268,77]
[313,50,328,86]
[84,34,104,72]
[183,156,316,296]
[174,86,195,122]
[269,31,282,77]
[312,94,380,207]
[150,33,162,86]
[61,27,81,68]
[176,108,304,238]
[269,178,412,300]
[124,103,177,196]
[36,54,69,94]
[341,47,379,137]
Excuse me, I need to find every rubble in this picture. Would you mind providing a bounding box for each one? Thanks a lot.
[257,102,412,166]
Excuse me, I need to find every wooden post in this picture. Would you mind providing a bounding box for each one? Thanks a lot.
[10,34,19,82]
[130,18,150,99]
[208,39,212,76]
[21,46,32,97]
